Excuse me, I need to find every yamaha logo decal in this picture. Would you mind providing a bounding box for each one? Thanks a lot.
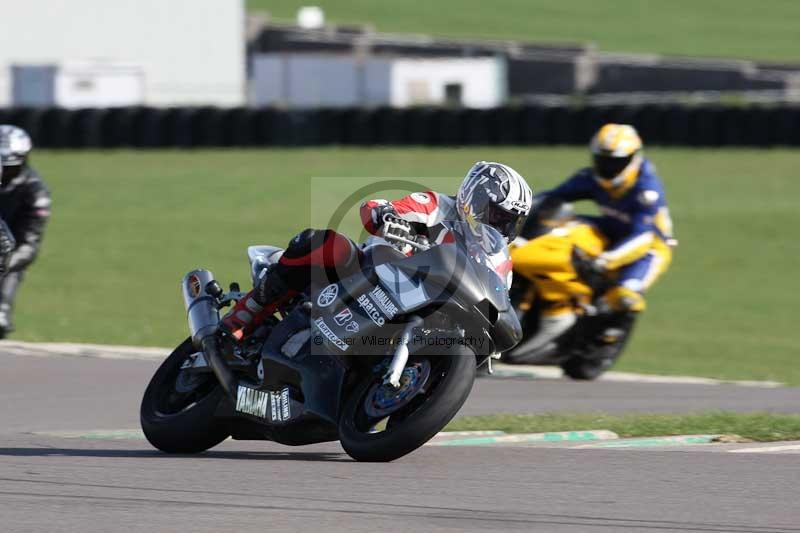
[316,284,339,307]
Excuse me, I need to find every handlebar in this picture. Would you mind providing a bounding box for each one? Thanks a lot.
[382,231,431,253]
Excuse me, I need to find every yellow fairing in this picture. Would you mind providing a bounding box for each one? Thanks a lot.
[511,222,607,310]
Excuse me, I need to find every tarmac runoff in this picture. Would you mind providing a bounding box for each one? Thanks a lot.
[8,339,797,453]
[0,340,786,388]
[32,428,800,453]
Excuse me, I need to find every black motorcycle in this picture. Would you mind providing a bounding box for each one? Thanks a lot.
[140,221,521,462]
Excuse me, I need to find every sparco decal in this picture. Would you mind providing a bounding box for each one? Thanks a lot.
[357,294,385,326]
[316,284,338,307]
[369,286,399,318]
[314,317,349,351]
[334,307,353,326]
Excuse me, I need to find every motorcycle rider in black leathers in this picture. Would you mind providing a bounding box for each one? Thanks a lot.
[0,126,51,338]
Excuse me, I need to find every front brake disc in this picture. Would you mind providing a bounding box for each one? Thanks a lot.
[364,359,432,419]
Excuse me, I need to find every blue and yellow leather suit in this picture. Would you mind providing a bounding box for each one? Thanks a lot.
[542,158,675,311]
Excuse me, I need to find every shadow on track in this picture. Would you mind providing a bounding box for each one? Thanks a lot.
[0,447,349,462]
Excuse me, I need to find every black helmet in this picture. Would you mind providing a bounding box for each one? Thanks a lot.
[0,125,33,187]
[456,161,534,242]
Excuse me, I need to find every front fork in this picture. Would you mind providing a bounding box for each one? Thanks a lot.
[382,315,423,388]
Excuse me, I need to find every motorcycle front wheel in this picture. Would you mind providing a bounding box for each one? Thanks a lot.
[338,345,476,462]
[140,337,230,453]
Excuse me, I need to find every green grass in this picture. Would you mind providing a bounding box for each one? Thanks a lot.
[11,147,800,384]
[446,412,800,442]
[249,0,800,62]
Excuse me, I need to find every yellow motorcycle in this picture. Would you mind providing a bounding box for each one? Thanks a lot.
[503,200,636,380]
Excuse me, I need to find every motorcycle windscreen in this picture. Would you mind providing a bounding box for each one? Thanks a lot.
[373,221,512,315]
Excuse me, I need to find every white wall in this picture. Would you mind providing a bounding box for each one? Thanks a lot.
[390,57,507,109]
[0,0,245,107]
[250,54,393,108]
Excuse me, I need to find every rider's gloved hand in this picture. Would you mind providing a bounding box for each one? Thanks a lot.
[382,213,413,239]
[369,204,398,231]
[382,214,416,254]
[591,255,609,272]
[571,247,605,286]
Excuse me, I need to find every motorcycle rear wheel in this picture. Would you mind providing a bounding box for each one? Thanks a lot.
[561,312,636,380]
[560,356,614,380]
[140,337,230,453]
[338,346,476,462]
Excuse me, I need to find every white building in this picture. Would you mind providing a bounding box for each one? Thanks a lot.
[390,57,506,109]
[0,0,246,108]
[250,54,507,109]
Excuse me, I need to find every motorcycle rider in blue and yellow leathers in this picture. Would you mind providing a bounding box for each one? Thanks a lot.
[542,123,675,315]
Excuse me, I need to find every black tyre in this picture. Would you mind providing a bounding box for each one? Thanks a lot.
[339,347,476,462]
[140,337,230,453]
[560,356,613,380]
[561,311,636,380]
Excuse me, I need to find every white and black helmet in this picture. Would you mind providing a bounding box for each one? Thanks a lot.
[457,161,534,241]
[0,125,32,187]
[0,125,32,168]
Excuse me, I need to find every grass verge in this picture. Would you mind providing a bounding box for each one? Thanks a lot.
[446,412,800,442]
[11,147,800,384]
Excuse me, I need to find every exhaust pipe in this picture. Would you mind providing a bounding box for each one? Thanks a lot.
[181,269,220,347]
[181,269,238,401]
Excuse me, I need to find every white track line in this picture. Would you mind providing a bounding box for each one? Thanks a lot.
[491,363,784,388]
[0,340,168,361]
[728,444,800,454]
[1,340,786,388]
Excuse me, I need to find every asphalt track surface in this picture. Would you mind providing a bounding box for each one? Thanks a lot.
[2,352,799,532]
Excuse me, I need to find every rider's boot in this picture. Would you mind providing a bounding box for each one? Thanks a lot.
[220,228,361,342]
[220,264,296,342]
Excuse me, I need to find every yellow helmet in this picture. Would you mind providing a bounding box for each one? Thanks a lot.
[590,124,643,195]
